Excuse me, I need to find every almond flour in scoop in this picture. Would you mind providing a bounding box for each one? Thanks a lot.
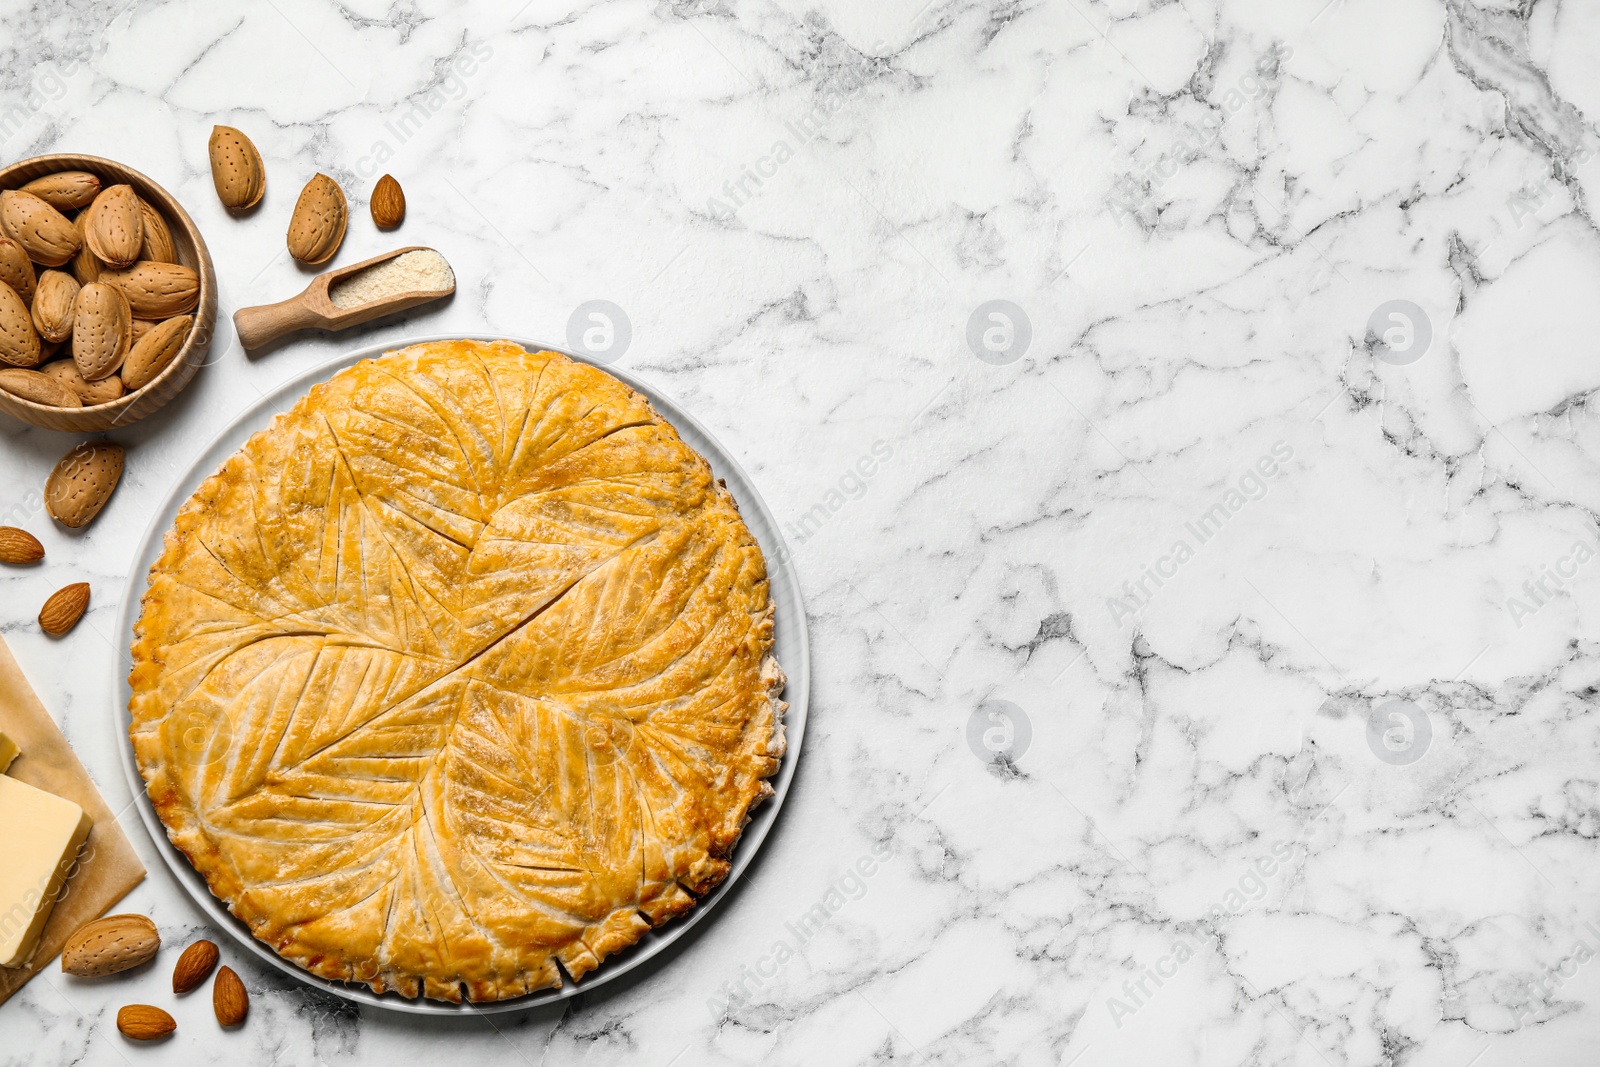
[329,249,455,310]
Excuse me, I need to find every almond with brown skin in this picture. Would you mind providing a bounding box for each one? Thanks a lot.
[20,170,101,212]
[0,189,80,266]
[121,314,191,391]
[39,582,90,636]
[213,965,248,1027]
[0,281,42,367]
[0,367,80,407]
[370,174,405,228]
[63,913,161,975]
[73,282,132,380]
[42,359,123,404]
[172,939,219,994]
[99,261,199,319]
[31,269,80,344]
[69,212,100,285]
[287,173,346,264]
[45,440,124,527]
[137,198,177,263]
[116,1005,175,1041]
[0,235,36,304]
[209,125,266,211]
[0,526,44,564]
[84,185,144,270]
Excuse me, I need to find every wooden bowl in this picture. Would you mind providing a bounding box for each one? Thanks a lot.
[0,153,217,432]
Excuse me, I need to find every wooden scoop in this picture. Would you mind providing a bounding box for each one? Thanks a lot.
[232,245,455,350]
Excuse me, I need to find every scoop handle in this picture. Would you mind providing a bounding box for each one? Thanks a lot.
[233,294,325,350]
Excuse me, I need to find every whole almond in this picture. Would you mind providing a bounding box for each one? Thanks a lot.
[99,261,199,320]
[0,368,79,407]
[0,235,37,304]
[39,582,90,636]
[137,198,178,263]
[213,965,248,1027]
[116,1005,175,1041]
[20,171,102,212]
[0,526,44,564]
[70,212,100,285]
[209,126,266,211]
[31,270,81,344]
[63,914,159,976]
[46,440,124,527]
[0,281,42,367]
[172,939,219,994]
[84,185,144,270]
[73,282,132,380]
[287,173,347,264]
[42,359,124,404]
[370,174,405,228]
[0,189,80,266]
[122,314,191,391]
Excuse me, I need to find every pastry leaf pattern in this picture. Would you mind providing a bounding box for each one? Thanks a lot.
[130,341,783,1002]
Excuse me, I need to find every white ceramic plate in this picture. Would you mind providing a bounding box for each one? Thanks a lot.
[112,334,808,1015]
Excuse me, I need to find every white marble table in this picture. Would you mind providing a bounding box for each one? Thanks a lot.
[5,0,1600,1063]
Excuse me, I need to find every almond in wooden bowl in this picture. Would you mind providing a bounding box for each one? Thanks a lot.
[138,197,177,263]
[31,269,81,344]
[42,359,124,404]
[83,184,144,270]
[0,236,37,303]
[0,154,215,432]
[0,367,79,407]
[20,170,100,212]
[0,278,42,367]
[0,190,79,266]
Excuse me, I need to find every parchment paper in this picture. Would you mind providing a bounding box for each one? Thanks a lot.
[0,633,145,1007]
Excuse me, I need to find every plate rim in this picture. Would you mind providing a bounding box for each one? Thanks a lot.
[111,333,809,1016]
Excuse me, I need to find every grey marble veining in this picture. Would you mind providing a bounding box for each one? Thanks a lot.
[5,0,1600,1064]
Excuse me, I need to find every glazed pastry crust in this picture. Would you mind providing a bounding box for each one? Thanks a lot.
[130,340,785,1002]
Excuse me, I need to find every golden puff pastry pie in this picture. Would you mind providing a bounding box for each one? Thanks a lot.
[130,340,785,1002]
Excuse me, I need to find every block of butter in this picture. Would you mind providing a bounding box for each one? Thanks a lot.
[0,732,15,774]
[0,774,93,968]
